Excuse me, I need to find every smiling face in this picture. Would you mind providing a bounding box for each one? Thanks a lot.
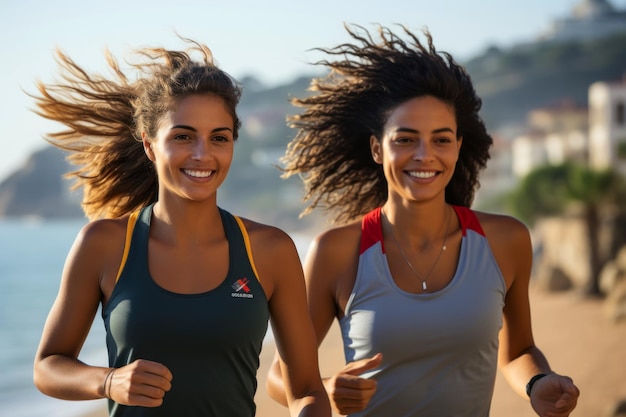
[370,95,462,205]
[142,94,235,204]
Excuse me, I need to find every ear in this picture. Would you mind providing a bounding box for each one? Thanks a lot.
[370,135,383,164]
[142,132,156,162]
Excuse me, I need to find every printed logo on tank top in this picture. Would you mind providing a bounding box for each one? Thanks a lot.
[231,277,254,298]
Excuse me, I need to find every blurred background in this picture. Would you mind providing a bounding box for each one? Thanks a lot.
[1,1,625,416]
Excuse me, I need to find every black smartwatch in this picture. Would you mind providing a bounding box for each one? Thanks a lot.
[525,373,548,397]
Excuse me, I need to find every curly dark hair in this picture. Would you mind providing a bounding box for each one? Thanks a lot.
[29,37,242,219]
[281,24,492,224]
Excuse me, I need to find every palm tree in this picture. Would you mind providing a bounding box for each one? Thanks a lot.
[507,162,625,296]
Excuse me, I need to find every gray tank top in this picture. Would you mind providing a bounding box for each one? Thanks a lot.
[102,204,269,417]
[340,206,506,417]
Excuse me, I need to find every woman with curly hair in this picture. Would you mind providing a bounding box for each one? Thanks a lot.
[31,38,330,417]
[267,24,579,416]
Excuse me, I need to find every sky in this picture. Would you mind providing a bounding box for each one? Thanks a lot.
[2,0,625,182]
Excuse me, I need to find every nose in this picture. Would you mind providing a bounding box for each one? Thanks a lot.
[412,141,433,161]
[191,139,211,161]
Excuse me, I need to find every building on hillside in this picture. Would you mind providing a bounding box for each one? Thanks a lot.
[509,78,626,179]
[539,0,626,43]
[511,101,589,178]
[588,79,626,175]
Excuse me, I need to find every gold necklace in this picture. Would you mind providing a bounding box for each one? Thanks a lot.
[382,206,451,292]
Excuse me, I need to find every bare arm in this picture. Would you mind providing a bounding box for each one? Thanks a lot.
[266,230,340,407]
[485,214,579,416]
[267,225,380,415]
[34,220,121,400]
[34,219,173,406]
[493,215,550,392]
[250,223,331,416]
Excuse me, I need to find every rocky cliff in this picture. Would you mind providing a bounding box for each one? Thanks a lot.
[0,146,83,219]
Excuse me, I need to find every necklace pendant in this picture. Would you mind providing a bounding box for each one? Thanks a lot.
[422,281,427,291]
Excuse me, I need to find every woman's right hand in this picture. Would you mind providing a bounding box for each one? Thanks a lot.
[324,353,382,415]
[108,359,173,407]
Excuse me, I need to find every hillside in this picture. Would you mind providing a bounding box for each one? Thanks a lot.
[467,31,626,128]
[1,32,625,223]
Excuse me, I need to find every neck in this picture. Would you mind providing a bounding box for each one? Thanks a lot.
[381,204,452,292]
[151,200,224,245]
[381,203,451,249]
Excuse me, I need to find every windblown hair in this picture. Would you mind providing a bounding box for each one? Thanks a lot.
[281,24,492,224]
[29,37,242,219]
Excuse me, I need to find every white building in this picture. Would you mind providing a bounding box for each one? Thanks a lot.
[481,0,626,191]
[588,79,626,174]
[511,102,589,178]
[510,79,626,179]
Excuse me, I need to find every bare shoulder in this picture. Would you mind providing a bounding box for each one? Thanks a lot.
[473,210,533,289]
[237,217,296,253]
[307,220,362,286]
[61,217,130,299]
[309,220,362,259]
[236,218,303,299]
[79,216,128,240]
[71,217,127,252]
[306,220,363,315]
[473,210,531,247]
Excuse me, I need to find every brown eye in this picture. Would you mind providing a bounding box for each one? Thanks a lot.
[393,136,412,144]
[212,135,229,142]
[173,134,192,141]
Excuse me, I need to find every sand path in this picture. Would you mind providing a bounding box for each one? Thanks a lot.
[254,289,626,417]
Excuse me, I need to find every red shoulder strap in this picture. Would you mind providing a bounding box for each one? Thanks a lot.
[453,205,485,236]
[360,207,384,254]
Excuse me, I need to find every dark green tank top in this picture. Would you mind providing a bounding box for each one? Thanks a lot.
[102,204,270,417]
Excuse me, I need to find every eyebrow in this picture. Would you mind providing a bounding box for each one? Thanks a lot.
[395,127,455,134]
[171,124,233,133]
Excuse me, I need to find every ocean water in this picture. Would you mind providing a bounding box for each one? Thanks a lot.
[0,218,313,417]
[0,217,107,417]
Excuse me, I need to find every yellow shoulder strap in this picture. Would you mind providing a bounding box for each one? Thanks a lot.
[233,215,261,282]
[114,210,140,283]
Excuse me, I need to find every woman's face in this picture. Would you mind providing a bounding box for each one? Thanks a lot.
[143,94,235,204]
[370,95,462,204]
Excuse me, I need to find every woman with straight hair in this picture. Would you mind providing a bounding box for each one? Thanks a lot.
[32,37,330,417]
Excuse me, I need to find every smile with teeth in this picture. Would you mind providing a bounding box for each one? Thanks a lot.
[183,169,214,178]
[408,170,437,179]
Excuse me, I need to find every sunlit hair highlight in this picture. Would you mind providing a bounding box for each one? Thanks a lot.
[29,37,242,219]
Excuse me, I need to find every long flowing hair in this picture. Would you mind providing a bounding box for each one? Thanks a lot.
[29,37,242,219]
[281,24,492,224]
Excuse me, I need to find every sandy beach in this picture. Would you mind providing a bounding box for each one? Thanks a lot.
[82,288,625,417]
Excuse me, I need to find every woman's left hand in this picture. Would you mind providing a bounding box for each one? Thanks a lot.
[530,373,580,417]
